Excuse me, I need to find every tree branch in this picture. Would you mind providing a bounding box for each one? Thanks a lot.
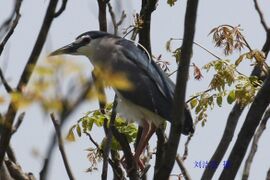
[154,128,165,174]
[253,0,268,31]
[111,126,139,180]
[97,0,107,32]
[0,0,60,168]
[154,0,199,179]
[50,113,74,180]
[107,2,126,35]
[5,159,36,180]
[242,107,270,180]
[176,155,192,180]
[0,0,22,56]
[219,74,270,179]
[138,0,158,55]
[102,96,117,180]
[40,81,93,180]
[11,112,25,135]
[54,0,68,18]
[202,4,270,178]
[0,68,13,93]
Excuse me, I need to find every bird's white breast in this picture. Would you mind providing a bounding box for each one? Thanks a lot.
[115,91,165,127]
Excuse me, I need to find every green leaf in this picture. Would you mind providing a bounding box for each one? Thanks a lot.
[190,98,198,109]
[216,96,223,107]
[66,125,76,142]
[195,104,202,114]
[227,90,236,104]
[167,0,177,6]
[87,118,94,131]
[76,125,81,137]
[94,116,104,127]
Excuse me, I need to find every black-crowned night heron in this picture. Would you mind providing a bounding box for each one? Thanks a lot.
[50,31,194,168]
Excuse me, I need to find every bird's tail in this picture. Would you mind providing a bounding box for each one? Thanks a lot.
[181,106,194,135]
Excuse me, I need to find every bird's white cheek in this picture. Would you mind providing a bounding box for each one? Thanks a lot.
[77,46,93,57]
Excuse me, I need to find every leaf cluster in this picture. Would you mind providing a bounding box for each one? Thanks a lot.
[209,25,246,55]
[189,59,263,125]
[66,104,138,151]
[204,59,236,91]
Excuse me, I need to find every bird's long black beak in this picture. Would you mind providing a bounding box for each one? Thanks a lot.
[49,43,77,56]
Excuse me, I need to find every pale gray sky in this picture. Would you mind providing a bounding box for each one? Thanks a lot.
[0,0,270,179]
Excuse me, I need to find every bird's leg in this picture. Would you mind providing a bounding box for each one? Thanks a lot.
[134,121,156,169]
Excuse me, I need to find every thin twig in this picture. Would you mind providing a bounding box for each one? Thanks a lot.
[50,113,75,180]
[102,96,117,180]
[253,0,269,31]
[182,133,193,161]
[54,0,68,17]
[0,0,20,37]
[0,0,22,56]
[12,112,25,134]
[170,38,222,60]
[0,68,13,93]
[176,155,192,180]
[84,132,124,179]
[186,88,213,104]
[40,81,93,180]
[107,2,126,35]
[6,145,17,163]
[242,107,270,180]
[140,165,150,179]
[85,132,100,149]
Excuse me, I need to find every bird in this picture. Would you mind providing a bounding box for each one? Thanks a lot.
[49,31,194,168]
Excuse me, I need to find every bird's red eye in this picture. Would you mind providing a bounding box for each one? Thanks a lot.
[82,36,91,44]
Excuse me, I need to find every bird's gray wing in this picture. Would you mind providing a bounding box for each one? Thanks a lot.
[114,38,194,134]
[116,38,175,103]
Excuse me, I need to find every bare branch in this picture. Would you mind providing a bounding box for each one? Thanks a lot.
[0,0,22,56]
[138,0,158,55]
[0,0,60,168]
[6,145,17,163]
[50,113,75,180]
[242,107,270,180]
[176,155,192,180]
[5,159,36,180]
[154,128,165,174]
[253,0,269,31]
[154,0,199,178]
[107,2,126,35]
[54,0,68,18]
[11,112,25,135]
[102,96,117,180]
[40,81,93,180]
[0,68,13,93]
[0,161,14,180]
[97,0,107,32]
[182,133,193,161]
